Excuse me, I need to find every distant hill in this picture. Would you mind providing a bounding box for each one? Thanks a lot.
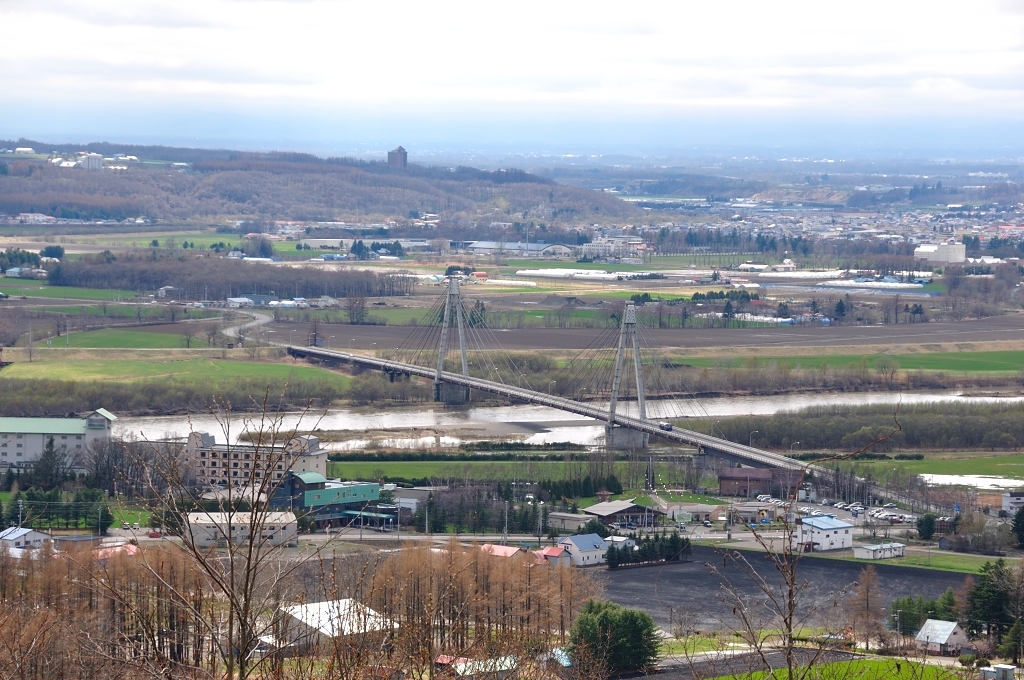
[0,141,640,223]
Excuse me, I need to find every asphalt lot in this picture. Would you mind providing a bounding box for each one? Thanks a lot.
[275,314,1024,352]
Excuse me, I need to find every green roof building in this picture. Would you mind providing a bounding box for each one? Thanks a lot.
[0,409,116,470]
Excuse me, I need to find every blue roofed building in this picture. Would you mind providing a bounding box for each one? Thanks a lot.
[557,533,609,566]
[796,515,853,552]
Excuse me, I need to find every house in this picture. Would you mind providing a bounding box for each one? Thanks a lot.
[795,515,853,552]
[557,534,608,566]
[280,599,396,650]
[581,499,663,528]
[547,511,590,532]
[0,527,50,551]
[915,619,970,655]
[480,544,522,558]
[538,546,571,567]
[718,467,772,497]
[185,511,297,548]
[0,409,116,471]
[1002,491,1024,514]
[226,297,253,308]
[606,536,635,551]
[669,503,722,523]
[853,542,906,560]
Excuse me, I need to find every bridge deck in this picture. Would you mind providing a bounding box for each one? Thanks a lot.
[287,345,809,472]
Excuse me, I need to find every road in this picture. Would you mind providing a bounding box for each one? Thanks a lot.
[269,314,1024,352]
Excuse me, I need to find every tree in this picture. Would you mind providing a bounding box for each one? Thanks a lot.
[346,293,367,324]
[875,356,899,387]
[833,298,846,322]
[33,436,74,491]
[917,513,937,540]
[204,323,221,347]
[848,565,886,651]
[1012,507,1024,547]
[569,600,660,672]
[180,326,196,348]
[39,245,64,259]
[967,559,1010,639]
[581,518,610,538]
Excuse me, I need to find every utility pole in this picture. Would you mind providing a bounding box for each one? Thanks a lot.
[502,500,508,546]
[18,499,23,528]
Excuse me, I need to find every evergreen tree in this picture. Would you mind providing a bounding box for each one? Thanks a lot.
[581,475,594,498]
[569,600,660,672]
[1012,507,1024,547]
[917,513,937,540]
[967,560,1011,639]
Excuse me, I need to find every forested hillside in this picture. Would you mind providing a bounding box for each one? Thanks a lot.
[0,148,640,222]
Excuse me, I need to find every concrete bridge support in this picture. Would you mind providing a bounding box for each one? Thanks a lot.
[606,302,649,450]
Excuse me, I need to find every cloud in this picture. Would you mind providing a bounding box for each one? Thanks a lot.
[1,0,1023,148]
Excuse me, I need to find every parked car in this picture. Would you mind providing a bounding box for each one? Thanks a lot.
[703,520,712,527]
[883,503,898,509]
[757,495,772,502]
[148,531,161,538]
[122,522,130,530]
[834,503,847,509]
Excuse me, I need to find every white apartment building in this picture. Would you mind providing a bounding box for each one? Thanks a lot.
[913,242,966,264]
[0,409,117,469]
[186,432,327,488]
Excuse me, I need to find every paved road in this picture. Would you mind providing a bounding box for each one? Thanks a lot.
[269,314,1024,352]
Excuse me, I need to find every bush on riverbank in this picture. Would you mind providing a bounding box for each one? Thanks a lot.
[708,402,1024,451]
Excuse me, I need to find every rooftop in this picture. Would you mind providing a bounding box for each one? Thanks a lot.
[915,619,960,644]
[799,516,854,531]
[281,599,396,637]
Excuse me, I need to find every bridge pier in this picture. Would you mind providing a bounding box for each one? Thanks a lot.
[605,426,649,450]
[434,382,470,404]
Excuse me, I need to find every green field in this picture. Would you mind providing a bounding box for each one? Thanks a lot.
[680,350,1024,373]
[0,356,351,386]
[844,551,997,574]
[36,328,190,349]
[852,452,1024,479]
[327,460,572,481]
[712,659,955,680]
[0,278,135,300]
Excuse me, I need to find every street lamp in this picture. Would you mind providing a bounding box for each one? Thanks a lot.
[349,338,355,349]
[547,380,556,394]
[749,430,758,447]
[790,441,800,452]
[265,330,275,345]
[289,329,295,345]
[328,335,335,348]
[371,342,377,354]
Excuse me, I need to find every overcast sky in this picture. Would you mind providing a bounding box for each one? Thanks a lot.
[3,0,1024,157]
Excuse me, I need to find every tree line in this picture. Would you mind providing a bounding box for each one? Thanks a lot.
[605,532,691,568]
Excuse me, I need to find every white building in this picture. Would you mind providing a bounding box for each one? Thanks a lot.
[14,147,35,154]
[79,153,104,170]
[280,599,396,650]
[852,542,906,560]
[547,511,590,532]
[915,619,970,656]
[0,527,50,551]
[557,533,608,566]
[796,515,853,552]
[1003,491,1024,514]
[914,242,966,264]
[0,409,116,470]
[186,432,327,488]
[185,511,297,548]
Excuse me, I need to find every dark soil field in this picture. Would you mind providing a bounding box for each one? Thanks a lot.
[275,314,1024,352]
[600,545,968,632]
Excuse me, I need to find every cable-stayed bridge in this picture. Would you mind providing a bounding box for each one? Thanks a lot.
[286,280,808,473]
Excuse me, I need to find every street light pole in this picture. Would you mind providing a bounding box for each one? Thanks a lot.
[749,430,758,447]
[790,441,800,452]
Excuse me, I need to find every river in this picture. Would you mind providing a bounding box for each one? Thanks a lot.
[114,389,1023,449]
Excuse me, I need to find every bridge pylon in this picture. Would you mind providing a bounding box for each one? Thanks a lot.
[433,278,471,404]
[606,302,649,450]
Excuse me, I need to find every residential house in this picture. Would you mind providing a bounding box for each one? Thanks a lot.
[537,546,571,567]
[718,467,772,497]
[1003,491,1024,514]
[915,619,970,655]
[795,516,853,552]
[557,534,608,566]
[480,544,522,558]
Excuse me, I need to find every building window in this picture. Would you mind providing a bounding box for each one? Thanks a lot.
[233,454,238,459]
[17,444,22,448]
[232,463,238,468]
[76,435,82,440]
[201,452,207,458]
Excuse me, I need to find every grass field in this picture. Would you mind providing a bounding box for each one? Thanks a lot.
[326,460,573,481]
[0,278,135,300]
[711,659,954,680]
[39,328,192,349]
[844,551,997,574]
[679,350,1024,373]
[853,452,1024,479]
[0,356,351,386]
